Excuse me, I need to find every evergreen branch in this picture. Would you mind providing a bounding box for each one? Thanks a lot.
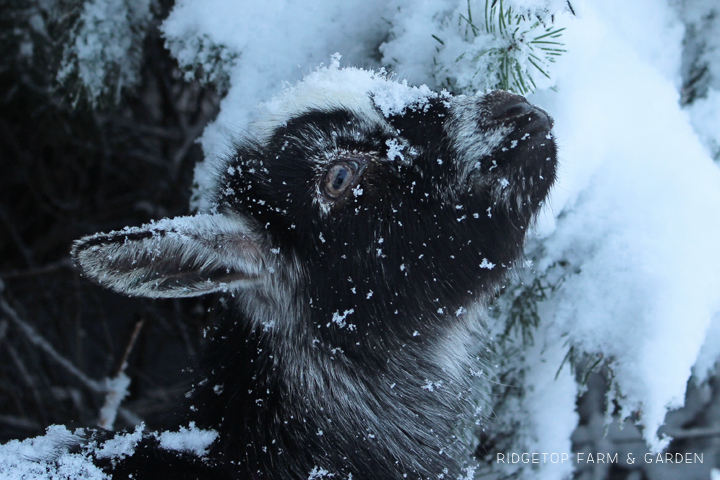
[459,14,481,37]
[438,0,567,95]
[531,40,566,45]
[527,57,551,79]
[581,354,605,386]
[555,346,575,380]
[513,63,529,95]
[466,0,480,36]
[484,0,494,34]
[533,28,566,40]
[498,0,508,35]
[527,72,538,90]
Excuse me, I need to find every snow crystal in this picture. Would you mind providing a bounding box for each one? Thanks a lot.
[331,309,355,329]
[370,78,438,117]
[0,426,106,480]
[156,422,218,457]
[385,138,405,162]
[421,380,443,392]
[307,466,334,479]
[94,424,144,460]
[479,259,495,270]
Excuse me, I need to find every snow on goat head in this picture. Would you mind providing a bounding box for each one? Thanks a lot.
[71,62,557,479]
[251,54,436,142]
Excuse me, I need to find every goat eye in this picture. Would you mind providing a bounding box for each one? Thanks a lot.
[324,163,356,199]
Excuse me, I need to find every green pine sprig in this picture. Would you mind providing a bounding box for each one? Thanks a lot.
[436,0,567,95]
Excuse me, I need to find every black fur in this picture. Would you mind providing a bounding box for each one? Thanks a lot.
[70,80,557,480]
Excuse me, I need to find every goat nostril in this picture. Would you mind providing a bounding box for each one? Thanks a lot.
[484,91,553,131]
[490,98,533,121]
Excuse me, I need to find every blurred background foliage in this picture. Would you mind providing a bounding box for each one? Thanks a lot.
[0,0,223,442]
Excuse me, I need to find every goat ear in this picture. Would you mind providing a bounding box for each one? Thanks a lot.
[71,214,268,298]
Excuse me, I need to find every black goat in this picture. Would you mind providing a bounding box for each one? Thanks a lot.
[70,66,557,479]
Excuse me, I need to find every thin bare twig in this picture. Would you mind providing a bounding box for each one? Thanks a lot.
[98,319,144,430]
[0,258,73,280]
[0,204,34,268]
[0,292,144,429]
[0,414,41,431]
[0,320,8,343]
[0,294,104,393]
[5,340,46,423]
[117,319,145,375]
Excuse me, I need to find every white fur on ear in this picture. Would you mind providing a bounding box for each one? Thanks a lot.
[72,213,267,298]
